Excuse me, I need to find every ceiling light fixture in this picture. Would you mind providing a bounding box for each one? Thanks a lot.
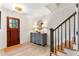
[14,4,24,13]
[15,6,22,11]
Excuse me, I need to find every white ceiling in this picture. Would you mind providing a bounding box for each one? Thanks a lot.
[0,3,51,17]
[0,3,76,18]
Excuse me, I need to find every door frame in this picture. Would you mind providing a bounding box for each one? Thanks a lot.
[7,16,20,47]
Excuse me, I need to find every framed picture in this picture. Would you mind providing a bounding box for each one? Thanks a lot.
[0,11,1,29]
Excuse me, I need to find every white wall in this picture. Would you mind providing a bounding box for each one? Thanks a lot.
[0,7,32,49]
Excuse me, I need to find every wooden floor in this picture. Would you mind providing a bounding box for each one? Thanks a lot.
[0,42,50,56]
[0,42,79,56]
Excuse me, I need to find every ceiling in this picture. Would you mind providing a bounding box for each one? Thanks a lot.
[0,3,76,18]
[0,3,52,17]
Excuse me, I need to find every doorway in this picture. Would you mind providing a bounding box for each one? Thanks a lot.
[7,16,20,47]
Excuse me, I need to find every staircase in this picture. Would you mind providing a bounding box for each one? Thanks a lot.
[50,12,77,56]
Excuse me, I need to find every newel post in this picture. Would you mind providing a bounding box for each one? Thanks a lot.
[50,28,54,56]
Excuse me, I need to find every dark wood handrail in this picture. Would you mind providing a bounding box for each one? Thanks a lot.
[54,12,76,30]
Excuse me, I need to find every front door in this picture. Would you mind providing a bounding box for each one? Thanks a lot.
[7,16,20,47]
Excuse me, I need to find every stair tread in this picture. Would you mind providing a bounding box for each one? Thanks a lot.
[63,48,77,55]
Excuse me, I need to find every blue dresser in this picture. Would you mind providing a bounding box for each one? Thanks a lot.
[30,32,47,46]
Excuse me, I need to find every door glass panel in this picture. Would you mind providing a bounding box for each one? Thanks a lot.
[9,23,13,28]
[9,19,18,28]
[12,20,16,23]
[9,19,12,23]
[15,23,18,28]
[12,24,15,28]
[12,23,18,28]
[16,20,18,23]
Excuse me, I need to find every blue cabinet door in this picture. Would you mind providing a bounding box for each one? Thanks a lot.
[32,33,36,43]
[35,33,41,44]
